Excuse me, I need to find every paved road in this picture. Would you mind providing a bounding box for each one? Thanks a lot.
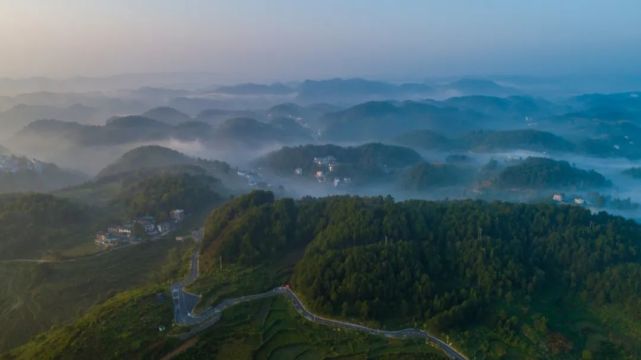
[282,288,467,360]
[170,244,467,360]
[171,239,203,325]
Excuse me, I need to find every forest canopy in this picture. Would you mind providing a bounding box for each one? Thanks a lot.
[201,191,641,357]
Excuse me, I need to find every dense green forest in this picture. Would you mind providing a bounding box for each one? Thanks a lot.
[0,193,93,259]
[463,129,575,152]
[117,172,222,220]
[201,191,641,358]
[399,162,472,190]
[497,157,610,189]
[257,143,422,183]
[97,145,232,180]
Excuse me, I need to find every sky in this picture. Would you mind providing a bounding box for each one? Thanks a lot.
[0,0,640,81]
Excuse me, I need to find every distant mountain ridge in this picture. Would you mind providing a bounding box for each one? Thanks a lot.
[394,129,576,153]
[141,106,191,125]
[212,82,295,95]
[321,100,484,141]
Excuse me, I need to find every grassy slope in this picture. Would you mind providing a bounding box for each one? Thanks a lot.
[6,279,446,360]
[176,296,446,360]
[0,238,193,352]
[4,285,178,360]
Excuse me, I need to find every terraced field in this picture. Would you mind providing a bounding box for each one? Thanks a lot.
[0,238,192,352]
[173,296,446,359]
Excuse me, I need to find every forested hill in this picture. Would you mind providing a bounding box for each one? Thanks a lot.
[97,145,231,179]
[117,172,222,220]
[257,143,422,183]
[497,157,610,189]
[202,191,641,358]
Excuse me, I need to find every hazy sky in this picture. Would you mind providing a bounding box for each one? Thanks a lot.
[1,0,640,80]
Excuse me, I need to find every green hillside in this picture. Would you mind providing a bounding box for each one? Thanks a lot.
[399,162,472,190]
[0,194,94,260]
[497,157,610,189]
[199,191,641,358]
[258,143,422,184]
[5,285,445,360]
[10,191,641,359]
[0,238,193,353]
[96,145,232,179]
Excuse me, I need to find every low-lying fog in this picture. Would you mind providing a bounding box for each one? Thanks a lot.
[3,75,641,223]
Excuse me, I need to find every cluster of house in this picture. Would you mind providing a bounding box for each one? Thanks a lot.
[237,169,269,188]
[552,193,586,206]
[95,209,185,248]
[294,156,351,187]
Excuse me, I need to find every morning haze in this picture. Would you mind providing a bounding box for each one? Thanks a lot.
[2,2,641,359]
[1,0,640,80]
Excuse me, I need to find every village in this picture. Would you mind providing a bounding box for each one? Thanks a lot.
[294,155,352,188]
[95,209,186,248]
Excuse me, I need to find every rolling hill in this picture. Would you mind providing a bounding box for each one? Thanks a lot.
[321,101,483,142]
[258,143,422,184]
[199,191,641,358]
[497,157,610,189]
[394,129,575,154]
[96,145,233,181]
[211,117,312,147]
[141,106,192,125]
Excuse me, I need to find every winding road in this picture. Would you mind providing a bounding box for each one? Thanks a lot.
[170,245,468,360]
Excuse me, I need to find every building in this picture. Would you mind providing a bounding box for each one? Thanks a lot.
[170,209,185,223]
[294,167,303,176]
[134,216,158,235]
[107,224,132,236]
[552,193,564,202]
[574,197,585,205]
[95,232,126,247]
[157,222,173,234]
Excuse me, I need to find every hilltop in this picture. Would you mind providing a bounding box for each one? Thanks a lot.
[96,145,232,180]
[258,143,422,184]
[197,191,641,358]
[321,101,483,141]
[394,129,575,153]
[496,157,610,189]
[141,106,191,125]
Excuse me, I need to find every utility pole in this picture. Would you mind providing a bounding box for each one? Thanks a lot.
[219,255,223,271]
